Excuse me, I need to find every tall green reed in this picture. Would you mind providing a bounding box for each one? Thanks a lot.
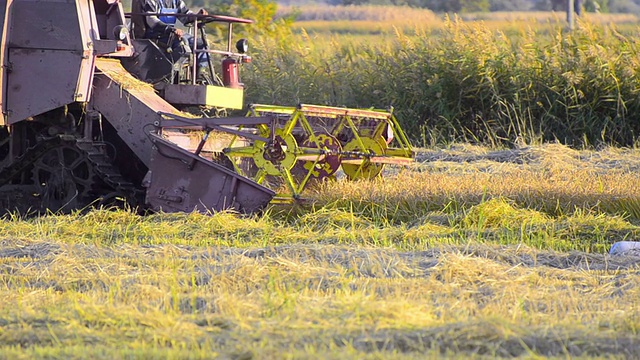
[243,17,640,147]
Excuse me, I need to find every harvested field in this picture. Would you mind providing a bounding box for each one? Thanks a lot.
[1,144,640,359]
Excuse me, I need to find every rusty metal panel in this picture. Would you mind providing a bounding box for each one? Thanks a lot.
[91,58,181,167]
[146,134,274,214]
[5,48,90,123]
[0,0,9,125]
[2,0,95,122]
[9,0,84,50]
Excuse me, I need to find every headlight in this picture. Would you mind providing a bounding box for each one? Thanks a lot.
[236,39,248,54]
[113,25,129,41]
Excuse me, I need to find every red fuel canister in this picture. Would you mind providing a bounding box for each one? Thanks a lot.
[222,57,241,88]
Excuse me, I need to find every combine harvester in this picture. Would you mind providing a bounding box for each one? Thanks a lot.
[0,0,414,215]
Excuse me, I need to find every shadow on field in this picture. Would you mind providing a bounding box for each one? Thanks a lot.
[217,243,640,272]
[0,240,60,259]
[343,324,639,357]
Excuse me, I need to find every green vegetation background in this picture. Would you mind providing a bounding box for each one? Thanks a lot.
[246,6,640,148]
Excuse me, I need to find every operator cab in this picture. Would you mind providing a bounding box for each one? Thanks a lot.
[120,12,253,110]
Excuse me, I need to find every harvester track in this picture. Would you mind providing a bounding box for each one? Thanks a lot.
[0,136,65,189]
[75,139,145,209]
[0,136,143,215]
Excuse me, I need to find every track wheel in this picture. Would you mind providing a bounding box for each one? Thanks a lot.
[293,132,342,182]
[32,143,96,213]
[341,136,387,180]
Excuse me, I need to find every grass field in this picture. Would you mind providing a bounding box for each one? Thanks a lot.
[2,144,640,358]
[277,6,640,35]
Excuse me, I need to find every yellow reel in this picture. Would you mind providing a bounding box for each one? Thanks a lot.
[341,136,387,180]
[252,128,298,177]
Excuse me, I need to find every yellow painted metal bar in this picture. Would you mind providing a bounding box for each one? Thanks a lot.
[255,169,267,184]
[282,167,299,198]
[344,115,367,152]
[282,111,300,137]
[329,117,346,139]
[224,146,256,157]
[352,160,367,179]
[389,114,413,156]
[298,104,390,120]
[296,153,323,194]
[385,148,414,158]
[229,158,244,176]
[298,113,315,138]
[270,196,294,204]
[250,104,297,115]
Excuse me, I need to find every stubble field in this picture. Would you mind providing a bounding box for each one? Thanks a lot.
[1,144,640,359]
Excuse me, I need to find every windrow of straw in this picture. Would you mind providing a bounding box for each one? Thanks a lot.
[301,143,640,228]
[243,17,640,147]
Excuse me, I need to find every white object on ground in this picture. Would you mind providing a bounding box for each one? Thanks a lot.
[609,241,640,256]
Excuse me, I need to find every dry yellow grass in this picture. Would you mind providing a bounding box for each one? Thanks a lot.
[310,143,640,220]
[2,238,640,358]
[1,238,639,358]
[277,4,441,22]
[282,8,639,36]
[460,11,639,23]
[2,143,640,358]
